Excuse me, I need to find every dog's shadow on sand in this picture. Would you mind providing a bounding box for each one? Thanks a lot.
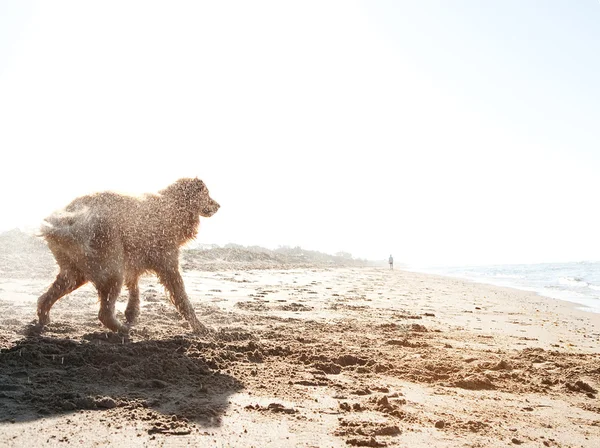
[0,329,244,430]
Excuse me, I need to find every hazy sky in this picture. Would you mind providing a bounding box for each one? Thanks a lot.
[1,1,599,266]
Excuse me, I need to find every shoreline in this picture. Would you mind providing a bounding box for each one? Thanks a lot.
[391,267,600,353]
[406,265,600,316]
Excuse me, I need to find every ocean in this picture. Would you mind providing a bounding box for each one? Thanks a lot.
[410,261,600,314]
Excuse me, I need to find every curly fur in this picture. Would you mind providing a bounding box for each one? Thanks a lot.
[37,178,220,334]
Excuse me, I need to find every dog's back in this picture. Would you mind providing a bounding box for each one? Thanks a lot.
[40,189,194,273]
[41,192,139,267]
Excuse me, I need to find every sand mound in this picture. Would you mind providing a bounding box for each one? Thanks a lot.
[182,245,367,271]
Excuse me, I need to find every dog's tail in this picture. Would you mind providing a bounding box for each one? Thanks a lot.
[39,208,91,248]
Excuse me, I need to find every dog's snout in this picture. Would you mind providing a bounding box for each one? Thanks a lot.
[200,198,220,217]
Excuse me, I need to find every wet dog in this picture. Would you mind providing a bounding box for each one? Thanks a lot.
[37,178,220,334]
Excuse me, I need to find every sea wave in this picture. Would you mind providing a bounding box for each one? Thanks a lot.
[558,277,588,288]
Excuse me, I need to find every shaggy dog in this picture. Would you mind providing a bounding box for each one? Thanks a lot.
[37,178,220,334]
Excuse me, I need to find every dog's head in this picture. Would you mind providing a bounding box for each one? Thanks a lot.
[161,177,220,217]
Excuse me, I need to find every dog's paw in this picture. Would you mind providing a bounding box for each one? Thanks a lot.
[124,308,140,326]
[116,324,131,336]
[190,321,213,339]
[37,313,51,327]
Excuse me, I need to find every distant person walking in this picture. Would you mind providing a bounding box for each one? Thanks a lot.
[388,254,393,270]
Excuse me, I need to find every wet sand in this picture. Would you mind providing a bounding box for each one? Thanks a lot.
[1,266,599,447]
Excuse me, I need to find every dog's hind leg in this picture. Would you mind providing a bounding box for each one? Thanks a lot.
[124,274,140,325]
[96,275,127,333]
[38,268,86,326]
[156,268,209,336]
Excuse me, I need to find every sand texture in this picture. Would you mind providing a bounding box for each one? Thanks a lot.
[1,254,599,447]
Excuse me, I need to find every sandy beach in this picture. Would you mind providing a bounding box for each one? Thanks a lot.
[1,254,599,447]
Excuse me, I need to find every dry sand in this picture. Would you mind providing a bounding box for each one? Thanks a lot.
[1,259,599,447]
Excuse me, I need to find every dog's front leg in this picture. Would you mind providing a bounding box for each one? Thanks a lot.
[157,268,209,336]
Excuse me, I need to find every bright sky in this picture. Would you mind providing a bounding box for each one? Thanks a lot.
[1,0,599,266]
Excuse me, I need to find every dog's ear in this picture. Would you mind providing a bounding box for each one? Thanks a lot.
[161,178,206,208]
[189,178,205,194]
[161,178,202,194]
